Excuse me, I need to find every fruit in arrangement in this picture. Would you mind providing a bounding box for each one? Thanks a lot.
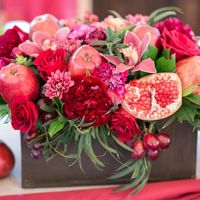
[30,14,60,37]
[157,133,171,149]
[176,56,200,96]
[123,73,182,120]
[143,133,160,150]
[0,141,15,178]
[68,45,102,79]
[146,149,159,160]
[131,140,145,159]
[0,64,39,103]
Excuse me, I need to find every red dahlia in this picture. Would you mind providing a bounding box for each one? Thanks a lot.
[62,76,113,126]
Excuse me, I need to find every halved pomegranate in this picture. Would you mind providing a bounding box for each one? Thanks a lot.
[123,73,182,121]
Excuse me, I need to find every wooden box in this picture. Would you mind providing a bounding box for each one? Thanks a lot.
[21,121,197,188]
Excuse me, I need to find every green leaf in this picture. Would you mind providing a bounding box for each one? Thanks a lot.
[15,55,32,67]
[148,7,183,25]
[90,40,107,46]
[142,45,158,61]
[109,161,137,180]
[109,10,122,18]
[183,85,199,97]
[40,105,55,113]
[0,96,6,105]
[53,98,64,114]
[106,27,115,41]
[185,94,200,105]
[111,134,133,152]
[48,120,65,137]
[96,130,119,156]
[162,49,170,58]
[175,101,196,123]
[156,54,176,72]
[115,166,146,192]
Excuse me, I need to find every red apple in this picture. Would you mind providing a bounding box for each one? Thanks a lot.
[68,45,102,79]
[0,141,15,178]
[0,63,39,103]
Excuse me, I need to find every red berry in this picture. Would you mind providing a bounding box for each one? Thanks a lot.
[131,140,145,160]
[156,133,171,149]
[143,133,160,150]
[146,149,159,160]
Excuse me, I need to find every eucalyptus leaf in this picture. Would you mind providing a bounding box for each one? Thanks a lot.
[90,40,107,46]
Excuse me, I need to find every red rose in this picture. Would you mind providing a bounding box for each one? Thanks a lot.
[109,108,141,143]
[161,29,200,60]
[0,26,28,58]
[63,76,113,126]
[34,49,67,80]
[9,97,39,133]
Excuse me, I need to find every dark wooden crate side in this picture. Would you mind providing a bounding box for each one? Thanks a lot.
[21,121,197,188]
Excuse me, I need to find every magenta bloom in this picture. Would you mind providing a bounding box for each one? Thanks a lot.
[155,17,196,42]
[45,70,74,100]
[93,62,128,97]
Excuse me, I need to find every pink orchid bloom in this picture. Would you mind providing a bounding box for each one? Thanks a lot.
[103,31,156,73]
[19,27,70,57]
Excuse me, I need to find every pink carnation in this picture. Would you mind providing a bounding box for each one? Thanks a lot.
[45,70,74,100]
[126,14,149,25]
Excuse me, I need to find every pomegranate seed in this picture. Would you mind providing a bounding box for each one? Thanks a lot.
[156,133,171,149]
[143,133,160,150]
[146,149,159,160]
[131,140,145,160]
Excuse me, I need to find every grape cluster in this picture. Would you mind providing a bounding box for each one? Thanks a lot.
[131,133,171,161]
[24,131,44,159]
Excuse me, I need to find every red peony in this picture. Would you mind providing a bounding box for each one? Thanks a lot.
[34,49,67,81]
[0,26,28,58]
[161,28,200,60]
[9,97,39,133]
[155,17,196,42]
[0,26,28,67]
[63,76,113,126]
[109,108,141,143]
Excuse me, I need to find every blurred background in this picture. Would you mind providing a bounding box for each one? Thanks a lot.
[0,0,199,34]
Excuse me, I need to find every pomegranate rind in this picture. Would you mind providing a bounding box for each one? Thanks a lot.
[122,73,182,121]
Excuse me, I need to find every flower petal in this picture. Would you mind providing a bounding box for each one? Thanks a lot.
[32,31,51,47]
[124,31,140,47]
[19,41,41,57]
[134,58,156,73]
[139,32,150,58]
[116,63,133,73]
[101,54,121,66]
[55,27,70,43]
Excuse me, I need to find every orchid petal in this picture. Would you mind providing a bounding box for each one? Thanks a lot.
[124,31,140,47]
[32,31,51,47]
[101,54,121,66]
[19,41,41,57]
[55,27,70,43]
[116,63,133,73]
[139,32,150,58]
[120,47,138,66]
[134,58,156,73]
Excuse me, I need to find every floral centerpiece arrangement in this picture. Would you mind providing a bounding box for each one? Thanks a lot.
[0,7,200,194]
